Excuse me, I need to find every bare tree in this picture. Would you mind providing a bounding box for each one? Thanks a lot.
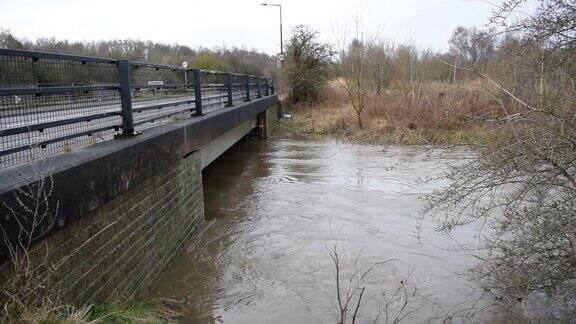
[449,27,497,69]
[333,13,381,129]
[0,29,28,49]
[367,41,395,94]
[393,44,427,104]
[425,1,576,321]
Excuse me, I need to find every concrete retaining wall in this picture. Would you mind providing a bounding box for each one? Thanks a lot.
[46,151,204,303]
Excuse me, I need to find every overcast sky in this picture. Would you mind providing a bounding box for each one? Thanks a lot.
[0,0,537,55]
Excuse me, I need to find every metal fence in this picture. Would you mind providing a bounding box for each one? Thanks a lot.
[0,48,273,169]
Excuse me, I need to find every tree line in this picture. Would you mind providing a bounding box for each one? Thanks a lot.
[0,29,277,76]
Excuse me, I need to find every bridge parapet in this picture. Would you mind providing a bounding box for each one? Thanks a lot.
[0,48,274,169]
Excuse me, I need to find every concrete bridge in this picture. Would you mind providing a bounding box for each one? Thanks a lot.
[0,49,280,304]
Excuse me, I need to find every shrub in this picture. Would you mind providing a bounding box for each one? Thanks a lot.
[282,25,333,103]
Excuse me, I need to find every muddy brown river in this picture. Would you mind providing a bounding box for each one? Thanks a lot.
[155,138,500,323]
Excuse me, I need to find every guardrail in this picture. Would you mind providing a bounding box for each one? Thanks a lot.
[0,48,274,168]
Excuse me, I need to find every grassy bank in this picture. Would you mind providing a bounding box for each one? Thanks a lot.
[0,300,183,324]
[7,300,182,323]
[89,301,182,323]
[278,81,504,145]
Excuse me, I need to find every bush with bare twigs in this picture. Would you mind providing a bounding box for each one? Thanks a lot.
[423,1,576,321]
[0,162,67,321]
[326,245,433,324]
[0,160,181,322]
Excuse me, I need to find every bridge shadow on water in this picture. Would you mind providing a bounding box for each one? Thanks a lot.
[154,136,275,323]
[202,136,274,222]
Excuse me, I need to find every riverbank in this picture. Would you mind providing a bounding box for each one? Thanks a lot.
[278,82,502,145]
[6,300,181,323]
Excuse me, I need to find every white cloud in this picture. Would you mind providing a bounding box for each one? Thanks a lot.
[0,0,537,54]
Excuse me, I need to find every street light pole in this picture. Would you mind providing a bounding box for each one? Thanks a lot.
[279,4,283,55]
[261,3,283,55]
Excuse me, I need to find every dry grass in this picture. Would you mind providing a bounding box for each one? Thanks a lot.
[280,80,508,145]
[0,299,183,323]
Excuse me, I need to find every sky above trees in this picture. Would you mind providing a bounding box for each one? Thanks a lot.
[0,0,537,55]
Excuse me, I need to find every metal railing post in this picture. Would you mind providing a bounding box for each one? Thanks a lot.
[184,69,188,91]
[263,78,268,96]
[193,69,203,116]
[226,72,233,107]
[256,77,262,98]
[245,75,251,102]
[116,59,136,137]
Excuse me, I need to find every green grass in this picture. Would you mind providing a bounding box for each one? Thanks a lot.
[89,302,165,323]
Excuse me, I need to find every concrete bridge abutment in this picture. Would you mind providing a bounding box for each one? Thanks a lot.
[256,103,279,139]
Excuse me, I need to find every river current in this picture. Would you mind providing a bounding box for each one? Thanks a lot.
[155,138,498,323]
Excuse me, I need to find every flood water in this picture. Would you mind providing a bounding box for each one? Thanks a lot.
[155,138,497,323]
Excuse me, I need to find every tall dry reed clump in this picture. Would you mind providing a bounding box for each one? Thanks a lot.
[284,79,509,145]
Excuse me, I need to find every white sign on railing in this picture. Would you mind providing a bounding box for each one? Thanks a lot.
[147,81,164,86]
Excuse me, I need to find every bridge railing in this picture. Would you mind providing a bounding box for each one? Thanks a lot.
[0,48,273,168]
